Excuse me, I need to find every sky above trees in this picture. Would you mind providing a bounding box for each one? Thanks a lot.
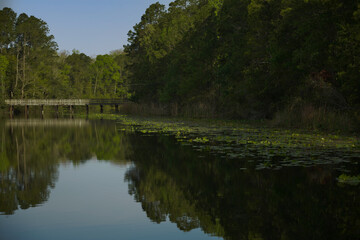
[3,0,173,56]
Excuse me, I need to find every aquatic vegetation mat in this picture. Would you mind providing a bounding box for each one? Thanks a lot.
[90,114,360,174]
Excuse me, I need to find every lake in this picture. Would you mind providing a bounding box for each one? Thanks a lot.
[0,118,359,240]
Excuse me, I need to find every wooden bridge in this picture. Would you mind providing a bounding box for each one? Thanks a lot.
[5,99,127,117]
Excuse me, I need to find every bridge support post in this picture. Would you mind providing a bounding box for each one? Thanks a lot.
[70,105,74,118]
[9,105,13,118]
[25,105,29,118]
[55,105,59,118]
[86,104,89,115]
[100,105,103,114]
[41,105,44,119]
[115,104,119,113]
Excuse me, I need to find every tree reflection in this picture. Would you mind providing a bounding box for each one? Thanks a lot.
[0,119,359,239]
[125,135,360,239]
[0,120,131,215]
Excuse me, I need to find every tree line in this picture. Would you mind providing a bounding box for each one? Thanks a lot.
[0,7,129,106]
[124,0,360,125]
[1,0,360,125]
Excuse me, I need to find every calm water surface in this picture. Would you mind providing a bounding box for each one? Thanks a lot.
[0,118,359,240]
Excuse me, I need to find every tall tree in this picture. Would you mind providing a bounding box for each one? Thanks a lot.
[91,54,127,98]
[0,54,9,104]
[65,51,92,97]
[0,8,16,54]
[13,12,57,98]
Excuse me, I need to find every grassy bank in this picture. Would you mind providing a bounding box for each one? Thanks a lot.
[272,105,359,133]
[118,102,359,133]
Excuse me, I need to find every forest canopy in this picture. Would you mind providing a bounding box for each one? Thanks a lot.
[124,0,360,122]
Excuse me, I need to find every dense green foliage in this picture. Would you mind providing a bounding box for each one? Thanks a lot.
[1,1,359,127]
[0,8,129,105]
[125,0,360,123]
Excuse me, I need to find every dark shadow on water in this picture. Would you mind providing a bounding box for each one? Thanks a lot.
[125,134,360,240]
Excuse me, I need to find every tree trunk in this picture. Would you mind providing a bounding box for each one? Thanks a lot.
[1,76,4,98]
[21,34,27,99]
[94,69,102,96]
[14,47,20,96]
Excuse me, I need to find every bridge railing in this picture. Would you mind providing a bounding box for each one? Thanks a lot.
[5,99,127,106]
[88,99,127,105]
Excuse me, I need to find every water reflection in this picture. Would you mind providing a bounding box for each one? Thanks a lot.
[0,119,131,215]
[0,119,359,239]
[125,135,360,239]
[5,118,90,127]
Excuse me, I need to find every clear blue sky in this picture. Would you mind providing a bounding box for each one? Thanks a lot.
[2,0,173,57]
